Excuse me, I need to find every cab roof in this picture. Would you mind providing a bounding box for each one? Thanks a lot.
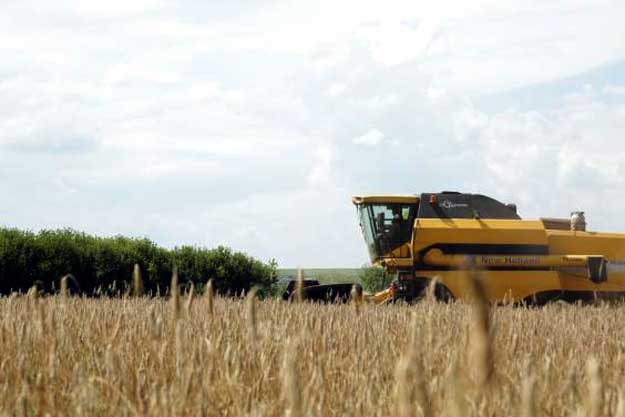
[352,195,420,205]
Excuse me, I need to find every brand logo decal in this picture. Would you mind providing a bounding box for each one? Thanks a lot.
[480,256,540,266]
[440,200,469,209]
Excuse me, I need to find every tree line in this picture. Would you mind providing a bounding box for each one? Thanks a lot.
[0,227,277,296]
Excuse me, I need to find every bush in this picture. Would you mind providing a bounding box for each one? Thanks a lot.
[0,227,277,296]
[358,265,393,292]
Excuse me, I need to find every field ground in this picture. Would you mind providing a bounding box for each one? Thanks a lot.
[2,294,625,416]
[278,268,361,284]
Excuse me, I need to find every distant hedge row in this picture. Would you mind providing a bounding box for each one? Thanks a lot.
[0,228,278,296]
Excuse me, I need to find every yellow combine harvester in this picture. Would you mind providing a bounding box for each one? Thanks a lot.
[352,192,625,304]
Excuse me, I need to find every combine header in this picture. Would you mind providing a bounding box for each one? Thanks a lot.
[351,192,625,304]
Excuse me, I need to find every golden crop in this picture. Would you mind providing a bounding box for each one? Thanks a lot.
[1,292,625,417]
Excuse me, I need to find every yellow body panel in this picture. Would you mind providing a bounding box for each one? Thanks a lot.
[416,270,625,302]
[414,219,548,250]
[411,218,625,302]
[547,230,625,259]
[367,288,393,304]
[418,270,562,301]
[352,195,420,205]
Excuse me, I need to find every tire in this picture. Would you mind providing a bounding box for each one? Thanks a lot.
[432,282,454,303]
[521,290,566,306]
[391,278,454,304]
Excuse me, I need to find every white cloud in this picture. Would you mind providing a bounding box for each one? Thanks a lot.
[452,93,625,225]
[352,129,386,146]
[326,83,346,97]
[104,63,181,85]
[308,144,334,186]
[603,85,625,96]
[357,18,440,67]
[427,86,446,100]
[359,95,399,110]
[65,0,166,18]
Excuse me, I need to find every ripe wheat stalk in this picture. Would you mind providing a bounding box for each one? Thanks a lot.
[132,263,144,297]
[0,285,623,416]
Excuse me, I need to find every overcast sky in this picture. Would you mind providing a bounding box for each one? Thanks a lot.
[2,0,625,267]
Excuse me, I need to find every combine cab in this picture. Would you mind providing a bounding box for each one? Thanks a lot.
[353,192,625,304]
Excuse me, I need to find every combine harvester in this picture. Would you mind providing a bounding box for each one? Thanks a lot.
[351,192,625,304]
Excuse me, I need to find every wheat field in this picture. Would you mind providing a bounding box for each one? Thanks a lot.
[1,291,625,417]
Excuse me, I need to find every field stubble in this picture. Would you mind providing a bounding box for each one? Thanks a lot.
[1,292,625,416]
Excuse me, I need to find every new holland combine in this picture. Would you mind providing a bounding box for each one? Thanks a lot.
[350,192,625,304]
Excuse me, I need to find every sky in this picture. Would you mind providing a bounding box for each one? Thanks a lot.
[2,0,625,268]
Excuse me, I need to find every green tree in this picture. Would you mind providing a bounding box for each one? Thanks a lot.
[358,265,393,292]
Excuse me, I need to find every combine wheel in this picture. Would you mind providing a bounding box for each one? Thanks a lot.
[391,276,454,304]
[431,282,454,303]
[522,290,566,306]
